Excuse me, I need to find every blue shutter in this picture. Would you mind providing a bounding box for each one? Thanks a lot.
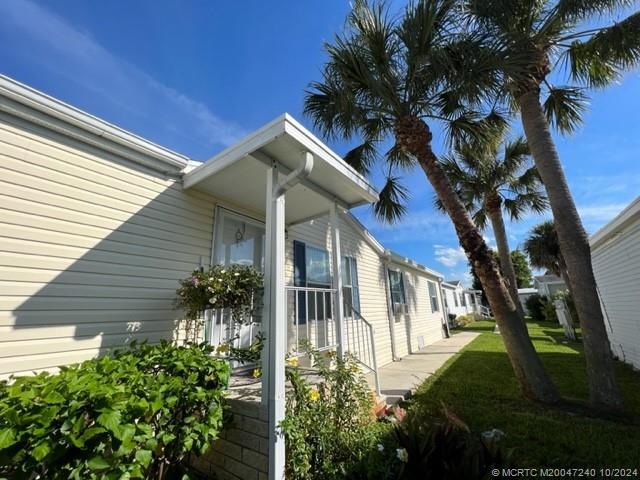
[293,240,307,323]
[350,258,361,312]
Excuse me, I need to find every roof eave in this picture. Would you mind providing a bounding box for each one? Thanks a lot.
[0,75,190,170]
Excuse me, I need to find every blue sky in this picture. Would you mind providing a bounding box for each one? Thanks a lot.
[1,0,638,284]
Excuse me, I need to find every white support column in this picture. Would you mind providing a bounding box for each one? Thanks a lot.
[330,202,345,358]
[262,163,286,480]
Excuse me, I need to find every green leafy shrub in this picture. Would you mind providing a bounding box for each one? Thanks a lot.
[175,265,263,342]
[280,348,386,480]
[524,293,546,322]
[455,314,475,327]
[0,341,229,479]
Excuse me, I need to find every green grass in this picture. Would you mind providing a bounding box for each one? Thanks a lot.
[410,320,640,467]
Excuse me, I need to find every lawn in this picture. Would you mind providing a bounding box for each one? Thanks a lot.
[409,320,640,468]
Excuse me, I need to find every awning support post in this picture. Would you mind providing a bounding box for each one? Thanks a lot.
[262,152,313,480]
[330,202,345,358]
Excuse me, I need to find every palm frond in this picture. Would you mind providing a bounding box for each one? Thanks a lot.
[374,175,410,223]
[343,141,379,176]
[543,86,588,134]
[564,11,640,88]
[553,0,633,23]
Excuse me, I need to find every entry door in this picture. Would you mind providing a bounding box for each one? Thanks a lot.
[210,208,265,352]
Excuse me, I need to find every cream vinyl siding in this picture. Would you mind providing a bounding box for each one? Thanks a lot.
[387,263,444,358]
[286,214,445,367]
[286,215,394,366]
[592,220,640,369]
[0,109,215,378]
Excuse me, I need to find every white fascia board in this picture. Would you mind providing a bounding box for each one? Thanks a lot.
[341,211,386,255]
[590,196,640,249]
[0,75,190,169]
[282,114,379,205]
[442,282,457,290]
[387,250,444,279]
[184,114,288,189]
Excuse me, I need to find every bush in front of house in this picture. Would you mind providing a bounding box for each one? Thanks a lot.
[280,347,384,480]
[455,314,475,327]
[280,345,511,480]
[0,341,229,480]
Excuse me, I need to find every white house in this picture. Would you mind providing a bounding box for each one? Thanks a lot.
[517,287,538,314]
[0,76,449,478]
[441,280,480,318]
[590,196,640,370]
[533,274,567,297]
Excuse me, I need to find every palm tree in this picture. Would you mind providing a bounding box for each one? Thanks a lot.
[440,132,547,318]
[304,0,559,403]
[463,0,638,410]
[524,221,572,295]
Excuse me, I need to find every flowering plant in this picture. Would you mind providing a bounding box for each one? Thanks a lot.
[174,264,263,342]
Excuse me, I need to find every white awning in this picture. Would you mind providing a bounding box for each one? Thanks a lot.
[183,113,378,223]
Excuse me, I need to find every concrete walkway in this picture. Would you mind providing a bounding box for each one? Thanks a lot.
[369,331,480,403]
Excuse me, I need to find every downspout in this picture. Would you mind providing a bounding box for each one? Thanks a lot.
[273,151,314,196]
[438,277,450,338]
[382,250,399,361]
[263,151,313,480]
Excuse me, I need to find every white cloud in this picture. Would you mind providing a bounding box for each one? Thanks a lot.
[434,245,467,268]
[0,0,246,155]
[578,203,628,223]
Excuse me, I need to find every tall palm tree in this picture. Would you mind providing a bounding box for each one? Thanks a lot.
[304,0,559,403]
[524,221,572,295]
[440,132,547,318]
[464,0,639,410]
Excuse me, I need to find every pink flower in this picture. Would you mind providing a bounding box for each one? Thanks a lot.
[191,276,199,286]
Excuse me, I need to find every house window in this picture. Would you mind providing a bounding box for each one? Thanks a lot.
[342,256,360,316]
[460,292,466,307]
[428,281,439,312]
[213,208,265,270]
[293,241,332,323]
[453,291,459,307]
[388,269,407,314]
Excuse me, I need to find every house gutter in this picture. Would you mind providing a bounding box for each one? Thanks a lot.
[0,75,190,172]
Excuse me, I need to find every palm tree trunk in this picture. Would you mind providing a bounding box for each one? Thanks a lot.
[486,203,526,319]
[395,116,559,404]
[517,89,622,411]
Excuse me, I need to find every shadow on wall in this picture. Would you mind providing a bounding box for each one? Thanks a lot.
[3,122,213,377]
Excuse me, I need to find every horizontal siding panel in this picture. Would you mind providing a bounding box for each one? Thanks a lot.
[0,118,213,205]
[0,252,195,281]
[0,296,174,312]
[0,318,176,342]
[0,194,212,245]
[0,309,181,327]
[1,166,213,233]
[0,330,171,359]
[1,216,210,259]
[0,243,201,275]
[0,267,180,289]
[592,221,640,370]
[1,223,203,264]
[0,282,174,299]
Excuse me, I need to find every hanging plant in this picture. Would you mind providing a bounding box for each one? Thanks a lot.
[175,265,263,342]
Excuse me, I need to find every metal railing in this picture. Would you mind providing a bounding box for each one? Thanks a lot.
[207,286,381,396]
[285,286,337,356]
[343,300,380,396]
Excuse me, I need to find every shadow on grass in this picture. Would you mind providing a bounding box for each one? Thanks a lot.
[407,329,640,468]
